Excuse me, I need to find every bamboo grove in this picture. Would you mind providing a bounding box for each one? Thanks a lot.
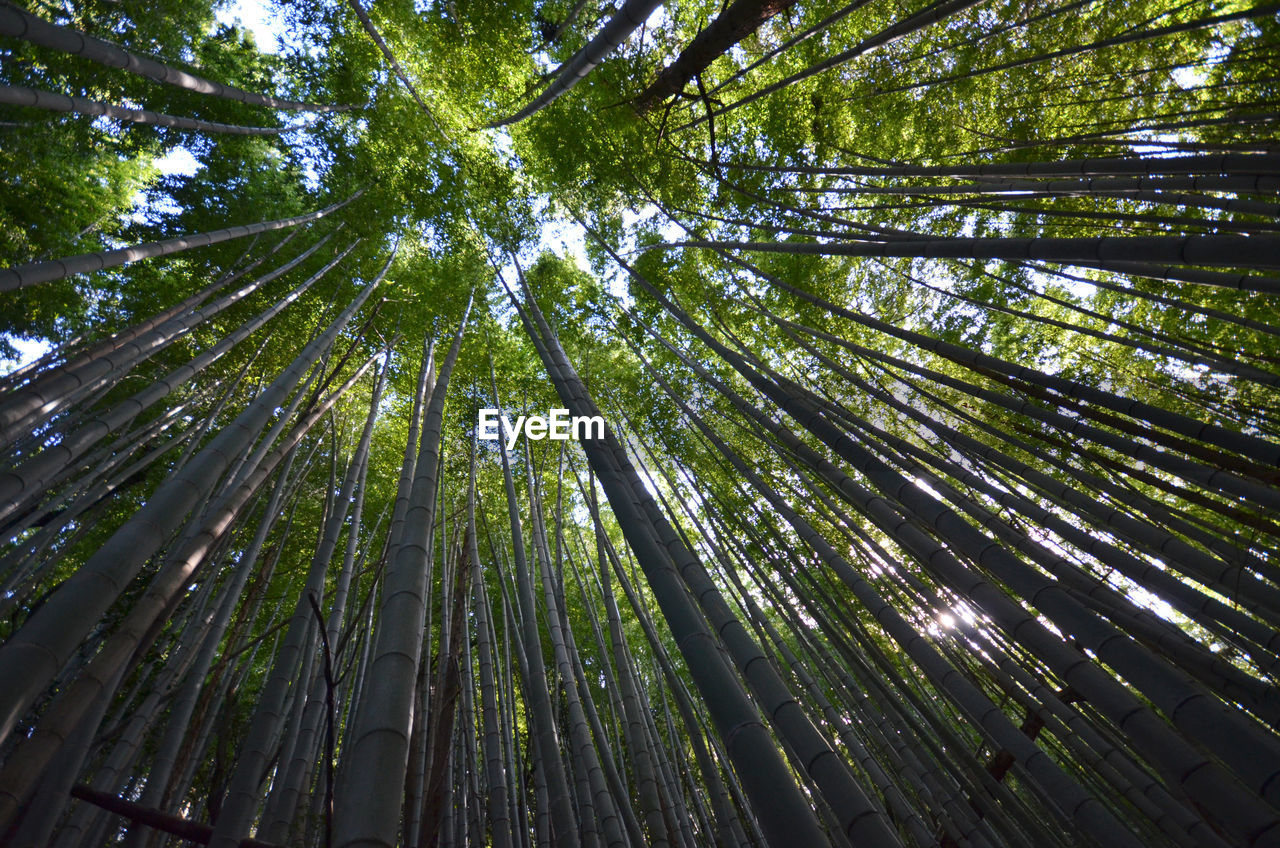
[0,0,1278,845]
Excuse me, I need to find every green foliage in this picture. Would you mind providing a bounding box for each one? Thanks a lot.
[2,3,1279,845]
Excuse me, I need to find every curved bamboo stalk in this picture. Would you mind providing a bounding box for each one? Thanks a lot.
[0,2,353,112]
[870,3,1280,99]
[0,84,302,134]
[343,0,448,139]
[673,0,983,133]
[633,0,798,112]
[488,0,664,127]
[0,190,361,291]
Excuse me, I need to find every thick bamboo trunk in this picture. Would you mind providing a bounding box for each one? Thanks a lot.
[674,0,983,132]
[0,239,355,516]
[508,274,845,848]
[0,191,361,291]
[633,0,799,111]
[258,358,387,843]
[632,267,1280,843]
[0,3,351,111]
[0,84,297,135]
[488,0,664,127]
[331,294,472,848]
[0,229,332,447]
[701,0,877,99]
[119,443,309,848]
[0,260,384,753]
[0,349,379,837]
[486,362,580,848]
[469,449,515,848]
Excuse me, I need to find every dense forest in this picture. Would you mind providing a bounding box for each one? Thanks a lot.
[1,0,1278,845]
